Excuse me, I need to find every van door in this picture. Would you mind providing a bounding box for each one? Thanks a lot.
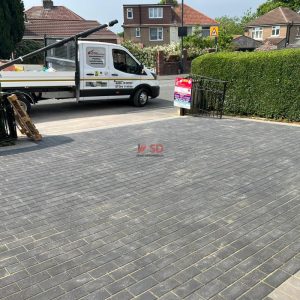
[80,43,110,100]
[108,46,141,98]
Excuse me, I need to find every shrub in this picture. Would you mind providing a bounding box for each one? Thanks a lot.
[191,49,300,121]
[122,40,206,69]
[121,40,157,69]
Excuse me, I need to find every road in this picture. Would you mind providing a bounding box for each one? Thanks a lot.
[27,78,177,136]
[30,78,175,125]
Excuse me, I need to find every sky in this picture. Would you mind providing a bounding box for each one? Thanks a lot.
[23,0,266,33]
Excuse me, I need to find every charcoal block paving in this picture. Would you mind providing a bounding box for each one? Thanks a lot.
[0,117,299,299]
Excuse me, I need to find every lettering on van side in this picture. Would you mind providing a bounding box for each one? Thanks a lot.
[86,47,106,68]
[114,80,134,89]
[86,81,108,87]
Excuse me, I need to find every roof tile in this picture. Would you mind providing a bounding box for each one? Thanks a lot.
[174,4,218,26]
[26,5,84,21]
[247,7,300,26]
[24,20,117,41]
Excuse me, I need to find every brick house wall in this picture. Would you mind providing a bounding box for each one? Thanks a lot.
[123,3,218,46]
[156,49,191,75]
[246,26,288,40]
[246,25,300,48]
[123,5,173,26]
[264,26,287,39]
[124,27,171,46]
[289,25,300,43]
[123,4,174,46]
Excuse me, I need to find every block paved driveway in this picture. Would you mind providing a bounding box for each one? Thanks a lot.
[0,117,299,300]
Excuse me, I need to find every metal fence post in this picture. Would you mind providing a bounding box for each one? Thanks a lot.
[187,75,227,119]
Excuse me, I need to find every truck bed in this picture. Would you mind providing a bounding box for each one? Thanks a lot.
[0,71,75,89]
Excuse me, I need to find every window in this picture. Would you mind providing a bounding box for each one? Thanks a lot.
[252,27,263,40]
[202,27,210,37]
[187,27,193,36]
[127,8,133,19]
[149,27,163,41]
[149,7,163,19]
[272,26,280,36]
[136,27,141,38]
[112,49,140,74]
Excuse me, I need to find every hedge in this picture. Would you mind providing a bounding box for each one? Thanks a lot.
[191,49,300,121]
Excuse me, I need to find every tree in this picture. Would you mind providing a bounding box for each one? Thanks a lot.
[257,0,300,16]
[159,0,178,5]
[215,10,257,50]
[15,40,44,64]
[218,30,234,51]
[240,9,258,28]
[0,0,25,59]
[183,26,214,49]
[216,10,257,36]
[216,16,244,35]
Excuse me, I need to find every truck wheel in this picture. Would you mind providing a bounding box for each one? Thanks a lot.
[133,88,149,107]
[17,96,32,113]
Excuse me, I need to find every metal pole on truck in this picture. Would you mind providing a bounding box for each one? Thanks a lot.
[0,20,118,72]
[0,19,118,104]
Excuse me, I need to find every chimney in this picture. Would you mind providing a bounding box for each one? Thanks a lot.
[43,0,54,9]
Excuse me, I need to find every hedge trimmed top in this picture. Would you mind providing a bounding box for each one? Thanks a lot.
[191,49,300,121]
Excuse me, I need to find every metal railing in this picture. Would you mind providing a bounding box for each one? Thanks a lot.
[0,95,17,147]
[189,75,227,119]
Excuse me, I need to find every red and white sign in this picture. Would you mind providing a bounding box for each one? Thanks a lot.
[174,77,192,109]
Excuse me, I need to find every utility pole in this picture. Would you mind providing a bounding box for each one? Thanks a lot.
[181,0,184,74]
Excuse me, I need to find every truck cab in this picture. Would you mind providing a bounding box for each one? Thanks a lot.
[78,42,159,106]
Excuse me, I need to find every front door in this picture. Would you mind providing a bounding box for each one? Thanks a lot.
[80,43,109,100]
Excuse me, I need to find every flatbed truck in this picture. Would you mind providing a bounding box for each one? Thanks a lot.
[0,20,159,112]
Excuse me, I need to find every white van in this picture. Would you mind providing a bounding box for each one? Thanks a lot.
[0,41,160,112]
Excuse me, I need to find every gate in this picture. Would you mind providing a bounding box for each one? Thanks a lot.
[190,75,227,119]
[0,95,17,147]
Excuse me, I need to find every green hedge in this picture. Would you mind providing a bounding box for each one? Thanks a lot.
[191,49,300,121]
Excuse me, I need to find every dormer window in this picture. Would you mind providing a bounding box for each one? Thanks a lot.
[127,8,133,19]
[149,7,163,19]
[272,25,280,36]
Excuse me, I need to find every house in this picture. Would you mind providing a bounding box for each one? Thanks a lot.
[24,0,118,43]
[245,7,300,49]
[122,3,218,46]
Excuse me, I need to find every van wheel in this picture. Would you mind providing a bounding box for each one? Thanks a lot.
[133,88,149,107]
[17,96,32,113]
